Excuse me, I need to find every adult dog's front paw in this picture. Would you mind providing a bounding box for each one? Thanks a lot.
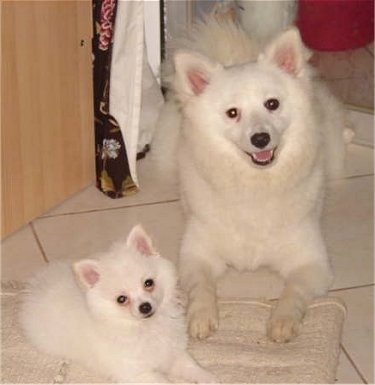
[267,315,300,343]
[188,304,219,339]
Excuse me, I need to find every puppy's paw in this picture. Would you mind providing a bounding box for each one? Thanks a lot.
[267,315,300,343]
[188,305,219,339]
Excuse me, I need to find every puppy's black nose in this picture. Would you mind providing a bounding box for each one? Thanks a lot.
[250,132,270,149]
[139,302,152,315]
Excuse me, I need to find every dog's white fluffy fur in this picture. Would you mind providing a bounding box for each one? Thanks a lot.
[19,225,214,383]
[153,17,350,343]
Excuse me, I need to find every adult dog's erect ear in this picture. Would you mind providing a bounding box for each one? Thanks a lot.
[259,27,312,77]
[173,50,223,102]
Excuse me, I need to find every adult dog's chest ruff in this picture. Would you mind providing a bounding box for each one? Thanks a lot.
[208,202,288,268]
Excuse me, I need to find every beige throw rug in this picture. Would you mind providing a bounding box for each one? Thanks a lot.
[1,281,346,383]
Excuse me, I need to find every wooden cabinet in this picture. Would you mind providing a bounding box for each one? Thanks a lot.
[1,1,94,238]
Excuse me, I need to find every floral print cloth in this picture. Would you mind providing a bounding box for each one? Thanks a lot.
[92,0,138,198]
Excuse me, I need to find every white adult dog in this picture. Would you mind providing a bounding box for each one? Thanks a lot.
[154,18,350,343]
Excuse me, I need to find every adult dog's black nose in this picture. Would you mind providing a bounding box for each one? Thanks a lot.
[250,132,271,149]
[139,302,152,315]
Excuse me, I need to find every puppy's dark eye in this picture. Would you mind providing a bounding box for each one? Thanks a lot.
[144,279,154,289]
[117,295,128,304]
[226,108,239,119]
[264,98,280,111]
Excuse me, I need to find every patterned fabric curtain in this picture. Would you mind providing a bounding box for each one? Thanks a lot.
[92,0,138,198]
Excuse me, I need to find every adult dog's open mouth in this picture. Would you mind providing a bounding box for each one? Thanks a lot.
[246,148,276,166]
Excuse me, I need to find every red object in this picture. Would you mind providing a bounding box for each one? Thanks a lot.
[297,0,374,51]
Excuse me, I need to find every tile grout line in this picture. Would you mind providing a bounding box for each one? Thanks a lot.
[37,198,181,220]
[27,165,374,222]
[340,343,369,384]
[30,222,49,263]
[39,173,374,221]
[265,284,374,303]
[329,283,375,293]
[342,173,374,181]
[352,142,374,150]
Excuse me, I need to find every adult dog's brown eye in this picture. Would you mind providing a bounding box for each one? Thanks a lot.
[264,98,280,111]
[226,108,239,119]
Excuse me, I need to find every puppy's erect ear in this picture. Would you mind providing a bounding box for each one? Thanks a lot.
[259,27,312,77]
[73,259,100,290]
[126,224,156,257]
[173,50,222,101]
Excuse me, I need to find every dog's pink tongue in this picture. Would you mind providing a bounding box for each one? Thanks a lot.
[253,149,273,162]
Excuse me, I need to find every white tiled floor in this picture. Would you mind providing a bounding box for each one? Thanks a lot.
[1,143,374,384]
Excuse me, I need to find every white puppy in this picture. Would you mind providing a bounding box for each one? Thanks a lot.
[19,225,214,383]
[155,19,349,343]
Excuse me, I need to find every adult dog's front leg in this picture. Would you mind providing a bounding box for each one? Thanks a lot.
[268,262,333,343]
[179,230,226,339]
[187,279,219,339]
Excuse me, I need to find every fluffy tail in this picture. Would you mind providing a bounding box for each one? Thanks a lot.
[149,96,181,185]
[162,15,260,89]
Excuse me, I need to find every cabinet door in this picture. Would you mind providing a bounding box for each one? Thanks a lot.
[1,1,94,238]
